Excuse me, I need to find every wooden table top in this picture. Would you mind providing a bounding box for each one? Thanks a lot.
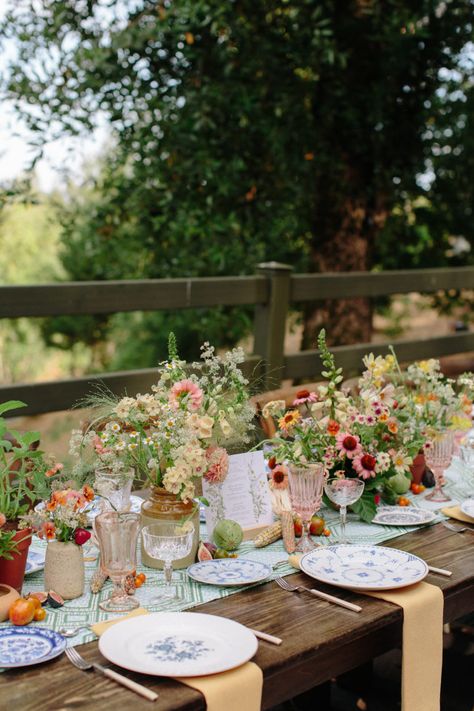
[2,521,473,711]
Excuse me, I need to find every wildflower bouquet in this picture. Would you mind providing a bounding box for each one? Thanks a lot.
[264,333,425,522]
[23,484,94,545]
[76,335,255,502]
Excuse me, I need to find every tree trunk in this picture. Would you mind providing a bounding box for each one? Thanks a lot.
[302,191,388,350]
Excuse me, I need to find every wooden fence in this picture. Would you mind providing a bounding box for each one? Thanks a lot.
[1,263,473,416]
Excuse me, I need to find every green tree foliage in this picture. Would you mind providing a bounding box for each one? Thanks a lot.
[1,0,473,364]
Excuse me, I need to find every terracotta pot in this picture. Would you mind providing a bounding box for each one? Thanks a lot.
[0,584,20,621]
[410,451,426,485]
[0,527,32,593]
[44,540,85,600]
[141,486,199,569]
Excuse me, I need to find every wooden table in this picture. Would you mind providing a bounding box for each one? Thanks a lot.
[2,522,473,710]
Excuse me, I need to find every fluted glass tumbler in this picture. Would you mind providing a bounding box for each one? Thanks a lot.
[288,463,326,553]
[324,477,364,544]
[95,511,141,612]
[142,522,194,603]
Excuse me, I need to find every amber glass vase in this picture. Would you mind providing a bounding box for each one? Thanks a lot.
[140,486,199,569]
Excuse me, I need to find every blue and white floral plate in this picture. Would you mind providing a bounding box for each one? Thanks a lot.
[0,627,66,668]
[99,612,258,676]
[300,544,429,591]
[25,547,46,575]
[187,559,272,587]
[35,495,142,527]
[372,506,436,526]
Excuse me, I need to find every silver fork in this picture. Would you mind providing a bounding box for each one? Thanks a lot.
[65,647,158,701]
[274,576,362,612]
[442,521,474,534]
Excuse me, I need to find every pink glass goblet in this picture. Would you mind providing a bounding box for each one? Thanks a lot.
[424,430,454,503]
[94,511,141,612]
[288,462,326,553]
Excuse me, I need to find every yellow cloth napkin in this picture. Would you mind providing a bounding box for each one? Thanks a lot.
[93,608,263,711]
[176,663,263,711]
[91,607,149,635]
[365,582,443,711]
[288,555,443,711]
[441,505,474,524]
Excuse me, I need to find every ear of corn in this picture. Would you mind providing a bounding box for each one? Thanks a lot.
[254,521,283,547]
[281,511,296,553]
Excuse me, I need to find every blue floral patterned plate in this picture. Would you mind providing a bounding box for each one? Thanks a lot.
[99,612,258,676]
[25,547,46,575]
[0,627,66,668]
[187,558,272,586]
[300,544,429,591]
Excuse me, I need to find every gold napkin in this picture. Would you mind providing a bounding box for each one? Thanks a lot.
[441,505,474,524]
[177,663,263,711]
[288,555,443,711]
[91,607,149,636]
[93,608,263,711]
[365,582,444,711]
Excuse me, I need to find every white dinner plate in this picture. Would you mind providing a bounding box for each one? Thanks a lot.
[300,544,429,591]
[35,495,142,527]
[25,547,46,575]
[460,498,474,520]
[99,612,258,677]
[187,558,272,586]
[372,506,436,526]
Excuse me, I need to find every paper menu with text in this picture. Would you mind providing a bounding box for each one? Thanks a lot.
[202,451,273,536]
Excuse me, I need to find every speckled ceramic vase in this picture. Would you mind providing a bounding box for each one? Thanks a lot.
[44,541,84,600]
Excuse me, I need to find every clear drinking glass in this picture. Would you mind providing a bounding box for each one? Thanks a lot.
[141,522,194,602]
[324,477,365,544]
[94,511,141,612]
[288,463,326,553]
[459,434,474,493]
[424,429,455,502]
[94,467,134,512]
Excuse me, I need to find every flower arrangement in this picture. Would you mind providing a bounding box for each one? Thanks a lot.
[23,485,94,546]
[0,400,51,559]
[74,334,255,502]
[263,332,426,521]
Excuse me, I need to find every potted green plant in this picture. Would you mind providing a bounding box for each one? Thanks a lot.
[0,400,50,592]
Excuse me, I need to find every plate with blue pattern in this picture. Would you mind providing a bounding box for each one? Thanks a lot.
[25,547,46,575]
[300,544,429,591]
[187,558,272,586]
[0,627,66,668]
[372,506,436,526]
[99,612,258,676]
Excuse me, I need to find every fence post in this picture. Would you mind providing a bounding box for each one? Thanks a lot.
[253,261,293,390]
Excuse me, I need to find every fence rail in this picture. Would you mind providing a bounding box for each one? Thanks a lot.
[1,263,473,416]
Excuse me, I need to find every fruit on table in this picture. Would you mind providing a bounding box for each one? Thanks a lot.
[134,573,146,588]
[387,472,411,495]
[410,483,426,494]
[9,598,36,626]
[47,591,65,608]
[397,496,411,506]
[27,591,48,605]
[294,514,326,537]
[197,541,214,561]
[214,548,238,559]
[213,519,244,551]
[33,607,47,622]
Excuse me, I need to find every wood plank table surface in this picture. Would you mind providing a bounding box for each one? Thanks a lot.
[2,521,473,710]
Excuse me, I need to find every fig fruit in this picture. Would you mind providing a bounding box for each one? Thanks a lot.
[197,541,213,562]
[46,591,65,608]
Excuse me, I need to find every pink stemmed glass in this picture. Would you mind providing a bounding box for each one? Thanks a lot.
[288,463,326,553]
[424,430,454,503]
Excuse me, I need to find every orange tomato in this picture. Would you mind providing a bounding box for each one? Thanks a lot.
[34,607,47,622]
[136,573,146,584]
[397,496,410,507]
[323,528,331,537]
[411,483,422,494]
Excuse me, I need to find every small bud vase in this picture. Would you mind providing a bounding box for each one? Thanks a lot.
[44,540,85,600]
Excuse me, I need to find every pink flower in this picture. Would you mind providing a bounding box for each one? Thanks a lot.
[93,436,110,456]
[0,513,6,527]
[353,453,377,479]
[293,389,318,406]
[335,432,362,459]
[204,446,229,483]
[169,379,203,411]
